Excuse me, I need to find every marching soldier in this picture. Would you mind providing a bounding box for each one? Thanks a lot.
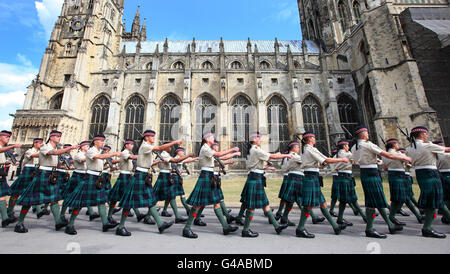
[433,140,450,224]
[237,132,290,238]
[182,133,240,239]
[333,140,367,226]
[295,132,349,238]
[14,130,77,233]
[274,148,290,221]
[172,147,198,216]
[63,134,120,235]
[0,130,22,228]
[115,130,178,236]
[7,138,42,220]
[329,149,340,217]
[351,126,411,239]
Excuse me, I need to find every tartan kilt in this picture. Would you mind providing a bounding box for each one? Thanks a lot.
[336,173,358,203]
[108,173,131,203]
[186,170,222,207]
[153,173,176,201]
[62,174,108,208]
[16,170,62,206]
[57,171,70,196]
[0,177,10,198]
[406,175,415,199]
[277,175,289,199]
[331,175,340,200]
[9,167,36,196]
[441,172,450,202]
[239,172,270,210]
[62,172,85,199]
[416,169,444,209]
[360,168,388,208]
[301,172,325,207]
[119,171,157,211]
[388,171,409,203]
[102,173,112,193]
[173,173,185,196]
[280,173,303,204]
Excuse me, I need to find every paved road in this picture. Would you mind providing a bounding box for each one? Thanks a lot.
[1,206,449,254]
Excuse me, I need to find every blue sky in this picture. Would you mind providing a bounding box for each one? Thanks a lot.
[0,0,302,131]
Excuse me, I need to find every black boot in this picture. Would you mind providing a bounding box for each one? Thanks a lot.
[441,216,450,224]
[388,224,403,234]
[422,229,446,238]
[183,229,198,238]
[275,223,289,234]
[223,225,239,235]
[333,224,346,235]
[36,211,46,219]
[136,214,146,223]
[64,226,77,235]
[43,208,50,216]
[226,215,236,224]
[296,229,315,238]
[365,230,387,239]
[329,210,338,217]
[14,223,28,233]
[143,217,155,225]
[194,218,207,226]
[102,221,119,232]
[115,227,131,237]
[175,217,187,223]
[89,213,100,221]
[108,217,118,225]
[161,211,172,217]
[275,212,282,221]
[337,219,353,227]
[2,216,17,228]
[60,215,68,224]
[234,218,244,226]
[242,229,259,238]
[158,221,174,234]
[280,218,295,226]
[312,217,325,224]
[390,218,406,226]
[113,208,121,214]
[55,220,68,231]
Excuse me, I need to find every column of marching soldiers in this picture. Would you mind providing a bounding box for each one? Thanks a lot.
[0,124,449,239]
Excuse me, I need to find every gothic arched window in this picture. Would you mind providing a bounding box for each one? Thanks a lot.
[338,0,348,32]
[172,61,185,70]
[267,96,289,153]
[338,93,360,139]
[353,1,361,23]
[89,95,110,139]
[159,95,181,143]
[50,93,63,110]
[123,95,145,149]
[201,61,214,70]
[194,95,217,156]
[302,95,327,154]
[230,61,243,69]
[231,96,252,169]
[260,61,271,70]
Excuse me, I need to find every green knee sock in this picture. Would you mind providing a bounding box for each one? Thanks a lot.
[60,204,68,218]
[308,208,318,219]
[439,204,450,221]
[320,207,338,230]
[423,208,436,231]
[297,208,308,231]
[220,201,230,218]
[68,209,80,227]
[195,207,205,221]
[170,199,180,219]
[281,202,293,222]
[378,207,395,229]
[366,208,375,232]
[162,200,170,213]
[17,206,30,225]
[50,203,62,224]
[0,200,8,221]
[389,202,402,221]
[88,206,95,215]
[411,197,419,208]
[35,204,42,215]
[406,200,422,220]
[349,202,357,214]
[243,210,254,232]
[184,208,198,231]
[118,212,128,229]
[98,204,108,225]
[352,202,367,221]
[214,207,229,229]
[329,198,337,213]
[337,203,346,223]
[180,196,190,214]
[107,203,116,218]
[276,200,285,215]
[133,208,141,217]
[236,204,246,220]
[266,210,279,229]
[7,196,18,215]
[149,206,163,227]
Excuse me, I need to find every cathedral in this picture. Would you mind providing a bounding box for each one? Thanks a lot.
[10,0,450,170]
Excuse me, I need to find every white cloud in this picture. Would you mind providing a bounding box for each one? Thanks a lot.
[35,0,64,40]
[0,91,26,108]
[0,62,37,92]
[0,118,13,130]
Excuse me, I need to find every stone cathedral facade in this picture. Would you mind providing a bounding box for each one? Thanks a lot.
[10,0,448,170]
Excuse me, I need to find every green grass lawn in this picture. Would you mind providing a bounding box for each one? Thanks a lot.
[111,176,422,208]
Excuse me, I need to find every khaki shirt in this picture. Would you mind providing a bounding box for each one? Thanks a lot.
[73,151,86,170]
[351,140,383,166]
[22,147,39,166]
[39,143,58,167]
[86,146,104,172]
[383,149,406,170]
[301,144,327,169]
[247,145,270,170]
[437,153,450,170]
[119,149,133,172]
[334,150,353,171]
[280,157,289,174]
[406,139,445,167]
[136,141,154,169]
[0,144,5,164]
[198,144,215,168]
[157,150,172,170]
[285,152,303,173]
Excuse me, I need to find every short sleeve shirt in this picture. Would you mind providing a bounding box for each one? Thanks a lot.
[86,146,104,172]
[136,142,154,169]
[119,149,133,172]
[0,144,5,164]
[437,153,450,170]
[39,143,58,167]
[247,145,270,170]
[286,152,302,173]
[301,144,327,169]
[334,150,353,171]
[22,148,39,166]
[198,144,215,168]
[406,139,445,167]
[157,150,172,170]
[73,151,87,170]
[383,149,406,169]
[351,140,383,166]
